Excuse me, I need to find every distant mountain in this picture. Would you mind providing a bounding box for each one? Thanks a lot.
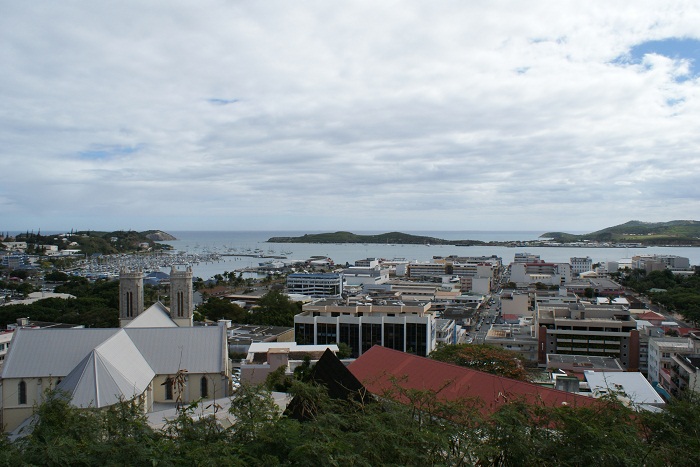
[541,220,700,245]
[267,231,486,246]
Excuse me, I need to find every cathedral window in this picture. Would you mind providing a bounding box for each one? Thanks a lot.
[18,381,27,405]
[200,376,208,398]
[165,378,173,400]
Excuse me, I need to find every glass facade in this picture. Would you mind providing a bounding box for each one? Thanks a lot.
[316,323,337,345]
[406,323,427,356]
[383,323,405,352]
[361,323,382,353]
[294,323,315,345]
[339,323,361,358]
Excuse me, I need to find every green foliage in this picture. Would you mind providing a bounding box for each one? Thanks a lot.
[197,296,248,322]
[44,270,70,282]
[543,220,700,245]
[8,384,700,466]
[336,341,352,359]
[0,278,120,327]
[430,343,530,381]
[248,290,301,326]
[622,269,700,324]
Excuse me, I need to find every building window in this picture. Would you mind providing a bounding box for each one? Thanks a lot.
[18,381,27,405]
[178,291,184,317]
[126,291,133,317]
[165,378,173,400]
[361,323,382,353]
[200,376,208,398]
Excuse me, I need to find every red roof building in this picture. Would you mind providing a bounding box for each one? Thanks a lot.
[348,346,599,415]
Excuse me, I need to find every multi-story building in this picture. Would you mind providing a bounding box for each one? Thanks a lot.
[406,262,447,279]
[535,303,640,370]
[563,278,624,297]
[0,253,29,269]
[513,252,540,263]
[354,258,380,268]
[510,261,572,287]
[484,323,539,361]
[458,276,492,295]
[341,267,389,290]
[500,290,531,317]
[570,257,593,276]
[632,254,691,272]
[669,354,700,396]
[648,335,700,395]
[294,298,437,358]
[286,273,343,298]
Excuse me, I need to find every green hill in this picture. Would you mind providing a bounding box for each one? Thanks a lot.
[13,230,175,254]
[268,231,486,246]
[542,220,700,245]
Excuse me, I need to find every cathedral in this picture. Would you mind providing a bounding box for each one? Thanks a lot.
[119,265,194,328]
[1,266,231,434]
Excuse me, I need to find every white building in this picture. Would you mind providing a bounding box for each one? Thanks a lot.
[341,267,389,290]
[294,298,437,358]
[240,342,339,385]
[647,335,700,394]
[570,257,593,276]
[510,261,572,287]
[0,322,230,433]
[286,273,343,298]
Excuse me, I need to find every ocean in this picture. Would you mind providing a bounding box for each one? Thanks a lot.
[159,231,700,281]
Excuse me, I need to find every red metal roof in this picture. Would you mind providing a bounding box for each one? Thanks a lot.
[348,346,599,414]
[636,311,665,321]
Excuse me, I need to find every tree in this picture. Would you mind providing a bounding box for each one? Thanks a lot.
[248,290,301,326]
[197,297,247,322]
[430,344,530,381]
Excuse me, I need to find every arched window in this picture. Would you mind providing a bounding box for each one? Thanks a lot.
[200,376,208,398]
[18,381,27,405]
[165,378,173,400]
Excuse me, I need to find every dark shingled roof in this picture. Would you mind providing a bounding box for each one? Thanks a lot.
[285,349,369,421]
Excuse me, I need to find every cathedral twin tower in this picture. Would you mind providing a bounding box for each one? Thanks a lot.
[119,266,194,327]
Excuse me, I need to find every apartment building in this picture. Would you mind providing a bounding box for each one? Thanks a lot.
[510,261,572,287]
[570,257,593,276]
[535,303,640,370]
[648,335,700,394]
[669,354,700,396]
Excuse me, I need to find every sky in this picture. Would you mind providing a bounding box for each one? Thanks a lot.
[2,1,700,233]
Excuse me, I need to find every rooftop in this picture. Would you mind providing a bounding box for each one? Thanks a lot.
[348,346,599,415]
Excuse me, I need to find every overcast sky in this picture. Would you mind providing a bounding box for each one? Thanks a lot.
[2,1,700,233]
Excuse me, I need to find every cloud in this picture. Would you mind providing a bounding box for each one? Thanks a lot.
[1,1,700,232]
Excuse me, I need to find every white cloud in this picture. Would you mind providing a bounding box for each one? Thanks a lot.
[1,1,700,232]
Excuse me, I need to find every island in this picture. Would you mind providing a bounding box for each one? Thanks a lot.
[268,231,487,246]
[542,220,700,246]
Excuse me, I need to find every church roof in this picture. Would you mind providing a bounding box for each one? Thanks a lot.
[0,328,119,379]
[1,326,227,381]
[124,301,177,328]
[57,330,155,408]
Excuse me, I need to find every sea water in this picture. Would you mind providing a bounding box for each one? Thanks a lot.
[160,231,700,281]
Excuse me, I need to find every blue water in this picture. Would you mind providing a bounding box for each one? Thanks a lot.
[159,231,700,280]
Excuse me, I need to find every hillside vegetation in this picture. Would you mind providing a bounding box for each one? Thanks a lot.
[12,230,175,254]
[268,231,486,245]
[542,220,700,245]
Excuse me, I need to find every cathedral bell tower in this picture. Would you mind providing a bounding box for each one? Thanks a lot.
[169,265,194,327]
[119,268,144,327]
